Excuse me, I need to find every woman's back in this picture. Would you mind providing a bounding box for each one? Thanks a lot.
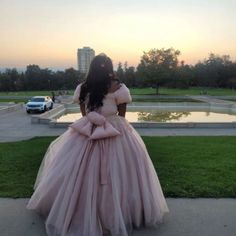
[73,82,132,117]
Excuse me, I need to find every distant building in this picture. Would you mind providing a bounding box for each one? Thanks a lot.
[77,47,95,73]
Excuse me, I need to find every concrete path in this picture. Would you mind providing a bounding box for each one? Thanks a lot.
[189,95,236,106]
[0,108,66,142]
[1,107,236,142]
[0,198,235,236]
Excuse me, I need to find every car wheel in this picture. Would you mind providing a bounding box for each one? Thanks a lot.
[44,106,47,112]
[26,110,30,114]
[50,103,53,109]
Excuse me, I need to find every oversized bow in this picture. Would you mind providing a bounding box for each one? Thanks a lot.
[69,112,120,140]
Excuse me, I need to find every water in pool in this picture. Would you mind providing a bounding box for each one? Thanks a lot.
[56,110,236,123]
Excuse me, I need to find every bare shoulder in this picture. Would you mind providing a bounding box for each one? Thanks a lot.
[108,80,122,93]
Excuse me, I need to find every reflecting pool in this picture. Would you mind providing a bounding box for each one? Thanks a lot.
[56,110,236,123]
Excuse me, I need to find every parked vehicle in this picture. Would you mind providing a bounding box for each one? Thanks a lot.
[26,96,53,113]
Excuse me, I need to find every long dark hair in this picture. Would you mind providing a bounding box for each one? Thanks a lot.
[79,54,115,111]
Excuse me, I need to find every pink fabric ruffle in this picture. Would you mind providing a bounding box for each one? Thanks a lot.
[114,84,132,104]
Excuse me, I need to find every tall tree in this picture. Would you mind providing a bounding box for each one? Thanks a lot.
[116,62,124,82]
[124,66,136,87]
[0,69,20,92]
[137,48,181,94]
[64,68,82,89]
[193,53,234,88]
[25,65,42,90]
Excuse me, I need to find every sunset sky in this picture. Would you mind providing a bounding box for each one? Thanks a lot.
[1,0,236,70]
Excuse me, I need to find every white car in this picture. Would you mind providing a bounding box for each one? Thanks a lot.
[26,96,53,113]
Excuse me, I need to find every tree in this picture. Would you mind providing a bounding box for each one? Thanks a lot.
[137,48,181,94]
[192,53,234,89]
[25,65,42,90]
[64,68,82,89]
[228,77,236,90]
[124,66,136,87]
[116,62,124,82]
[171,64,193,89]
[0,69,21,92]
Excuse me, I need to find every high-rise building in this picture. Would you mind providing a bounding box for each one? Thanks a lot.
[77,47,95,73]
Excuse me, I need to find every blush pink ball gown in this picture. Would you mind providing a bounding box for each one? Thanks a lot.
[27,84,169,236]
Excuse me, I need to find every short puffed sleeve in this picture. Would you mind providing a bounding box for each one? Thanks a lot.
[73,83,82,103]
[115,84,132,105]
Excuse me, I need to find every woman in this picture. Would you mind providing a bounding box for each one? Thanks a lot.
[27,54,169,236]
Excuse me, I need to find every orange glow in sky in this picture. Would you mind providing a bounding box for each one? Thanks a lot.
[0,0,236,70]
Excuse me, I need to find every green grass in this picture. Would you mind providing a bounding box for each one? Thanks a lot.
[0,91,74,96]
[0,99,27,103]
[129,88,157,95]
[0,96,200,103]
[0,136,236,198]
[1,87,236,97]
[130,87,236,96]
[0,97,201,104]
[0,137,54,198]
[143,136,236,198]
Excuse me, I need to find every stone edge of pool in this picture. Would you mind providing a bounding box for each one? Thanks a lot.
[30,103,236,129]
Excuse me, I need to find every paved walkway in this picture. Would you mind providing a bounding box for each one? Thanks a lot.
[0,108,66,142]
[0,198,235,236]
[1,107,236,142]
[189,95,236,106]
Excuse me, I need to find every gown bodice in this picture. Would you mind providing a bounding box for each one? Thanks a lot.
[73,83,132,117]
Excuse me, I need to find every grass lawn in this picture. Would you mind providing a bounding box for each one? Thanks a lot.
[130,87,236,96]
[0,98,28,103]
[0,97,201,104]
[143,136,236,198]
[0,90,74,97]
[1,87,236,97]
[0,136,235,198]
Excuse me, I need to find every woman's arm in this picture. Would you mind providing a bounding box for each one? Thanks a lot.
[80,103,86,116]
[117,103,127,117]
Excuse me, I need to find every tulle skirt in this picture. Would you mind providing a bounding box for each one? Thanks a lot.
[27,115,169,236]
